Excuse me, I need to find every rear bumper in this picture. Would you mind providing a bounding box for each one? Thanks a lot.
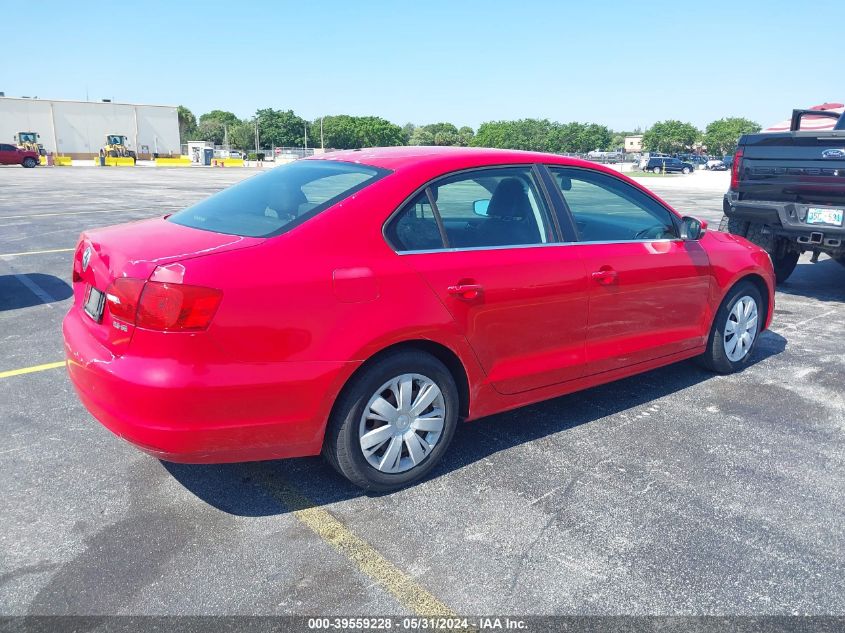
[62,308,359,463]
[724,193,845,245]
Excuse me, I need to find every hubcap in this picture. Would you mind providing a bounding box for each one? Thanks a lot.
[358,373,445,474]
[724,295,759,362]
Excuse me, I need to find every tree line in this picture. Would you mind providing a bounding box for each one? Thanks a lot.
[177,106,761,158]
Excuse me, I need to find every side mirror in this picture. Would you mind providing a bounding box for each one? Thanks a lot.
[680,216,707,240]
[473,199,490,216]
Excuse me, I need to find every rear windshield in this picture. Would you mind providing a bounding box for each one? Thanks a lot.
[168,160,389,237]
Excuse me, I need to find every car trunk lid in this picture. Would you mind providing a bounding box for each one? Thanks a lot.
[72,217,262,354]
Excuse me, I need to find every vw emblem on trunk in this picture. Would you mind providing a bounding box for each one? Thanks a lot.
[81,246,92,271]
[822,148,845,159]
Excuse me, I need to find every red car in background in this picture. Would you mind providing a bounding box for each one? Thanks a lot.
[0,143,39,168]
[63,147,775,491]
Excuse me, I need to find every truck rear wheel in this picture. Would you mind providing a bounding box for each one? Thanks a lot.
[740,222,799,284]
[771,251,799,284]
[725,217,749,236]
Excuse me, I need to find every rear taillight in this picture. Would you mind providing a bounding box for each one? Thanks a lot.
[137,282,222,331]
[103,278,222,331]
[105,278,146,322]
[730,148,744,190]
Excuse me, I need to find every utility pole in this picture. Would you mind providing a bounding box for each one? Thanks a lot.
[254,118,259,153]
[320,117,324,150]
[304,123,308,150]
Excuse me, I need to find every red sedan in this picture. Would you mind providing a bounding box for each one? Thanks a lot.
[63,147,775,491]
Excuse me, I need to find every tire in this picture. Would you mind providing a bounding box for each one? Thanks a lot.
[682,167,690,174]
[323,350,459,491]
[22,157,37,168]
[652,166,661,174]
[772,251,799,284]
[699,281,764,374]
[725,216,749,237]
[744,223,798,284]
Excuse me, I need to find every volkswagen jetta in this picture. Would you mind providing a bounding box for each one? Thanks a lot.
[63,147,775,490]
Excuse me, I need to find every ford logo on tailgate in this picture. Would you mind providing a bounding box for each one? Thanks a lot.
[822,148,845,159]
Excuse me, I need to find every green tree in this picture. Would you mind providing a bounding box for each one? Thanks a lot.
[401,122,416,143]
[409,127,435,145]
[255,108,305,148]
[409,123,470,146]
[457,126,475,146]
[546,122,581,153]
[578,123,613,153]
[642,120,701,154]
[198,110,239,128]
[608,133,625,151]
[703,117,761,156]
[472,119,555,151]
[229,120,255,151]
[320,115,405,149]
[177,105,197,143]
[192,119,225,145]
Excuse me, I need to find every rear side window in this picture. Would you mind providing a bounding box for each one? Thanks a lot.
[385,192,444,251]
[168,160,389,237]
[386,166,554,252]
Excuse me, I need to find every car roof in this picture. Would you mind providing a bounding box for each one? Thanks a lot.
[304,145,603,174]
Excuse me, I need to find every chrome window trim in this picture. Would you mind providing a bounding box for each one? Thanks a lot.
[396,238,682,256]
[382,163,560,253]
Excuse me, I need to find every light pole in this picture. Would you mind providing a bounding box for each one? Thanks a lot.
[304,123,308,150]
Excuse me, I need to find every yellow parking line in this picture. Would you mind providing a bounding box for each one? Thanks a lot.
[258,473,456,616]
[0,361,66,379]
[0,248,74,258]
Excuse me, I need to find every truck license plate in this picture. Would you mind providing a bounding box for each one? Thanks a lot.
[807,207,844,226]
[83,285,105,322]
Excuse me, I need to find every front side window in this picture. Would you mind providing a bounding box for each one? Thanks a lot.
[387,166,554,252]
[549,167,677,242]
[168,160,389,237]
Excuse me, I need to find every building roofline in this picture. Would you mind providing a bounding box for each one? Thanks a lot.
[0,96,178,108]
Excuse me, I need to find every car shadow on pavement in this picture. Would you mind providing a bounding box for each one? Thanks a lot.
[164,329,786,516]
[777,258,845,303]
[0,273,73,311]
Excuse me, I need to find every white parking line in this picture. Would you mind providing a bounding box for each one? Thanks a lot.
[0,210,120,220]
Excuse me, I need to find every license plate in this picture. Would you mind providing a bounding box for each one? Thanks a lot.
[807,207,844,226]
[83,285,105,322]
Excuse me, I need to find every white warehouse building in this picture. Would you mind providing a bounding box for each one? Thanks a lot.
[0,96,180,159]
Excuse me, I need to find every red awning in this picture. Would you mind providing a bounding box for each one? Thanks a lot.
[763,102,844,132]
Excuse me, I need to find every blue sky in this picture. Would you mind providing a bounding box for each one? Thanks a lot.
[2,1,837,131]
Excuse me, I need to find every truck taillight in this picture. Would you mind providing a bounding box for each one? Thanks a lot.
[104,279,222,331]
[137,282,223,331]
[730,148,744,190]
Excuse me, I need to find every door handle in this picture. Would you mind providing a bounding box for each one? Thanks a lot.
[591,268,618,285]
[447,283,483,300]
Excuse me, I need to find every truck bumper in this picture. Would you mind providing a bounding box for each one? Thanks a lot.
[724,193,845,251]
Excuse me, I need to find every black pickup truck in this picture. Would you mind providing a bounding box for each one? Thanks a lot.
[721,108,845,283]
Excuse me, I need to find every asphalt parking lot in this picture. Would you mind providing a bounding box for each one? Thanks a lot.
[1,166,843,617]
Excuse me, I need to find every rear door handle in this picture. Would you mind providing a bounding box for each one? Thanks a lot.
[447,283,483,300]
[591,269,618,285]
